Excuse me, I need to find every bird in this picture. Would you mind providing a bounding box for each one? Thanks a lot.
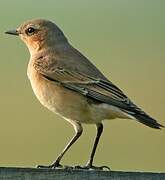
[5,19,164,170]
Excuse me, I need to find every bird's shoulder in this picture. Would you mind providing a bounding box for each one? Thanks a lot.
[33,46,108,81]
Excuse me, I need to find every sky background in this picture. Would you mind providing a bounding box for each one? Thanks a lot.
[0,0,165,172]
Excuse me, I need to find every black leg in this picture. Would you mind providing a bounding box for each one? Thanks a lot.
[37,122,83,168]
[86,123,103,167]
[75,123,110,170]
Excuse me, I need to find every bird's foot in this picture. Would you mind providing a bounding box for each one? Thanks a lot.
[37,163,77,170]
[37,161,63,169]
[74,164,111,171]
[37,161,110,171]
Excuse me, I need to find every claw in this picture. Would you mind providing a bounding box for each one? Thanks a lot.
[36,163,110,171]
[37,163,63,169]
[74,165,111,171]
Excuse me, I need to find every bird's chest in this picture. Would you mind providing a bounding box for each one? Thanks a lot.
[27,60,61,113]
[27,61,91,122]
[27,60,113,124]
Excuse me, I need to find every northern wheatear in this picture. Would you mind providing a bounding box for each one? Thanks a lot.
[5,19,164,170]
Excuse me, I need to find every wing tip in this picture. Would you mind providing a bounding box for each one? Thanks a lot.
[158,124,165,130]
[132,113,164,130]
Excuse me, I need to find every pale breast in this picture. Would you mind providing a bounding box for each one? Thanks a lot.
[27,59,94,123]
[27,59,58,113]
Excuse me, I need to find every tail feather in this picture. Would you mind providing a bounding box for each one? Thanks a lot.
[132,113,164,129]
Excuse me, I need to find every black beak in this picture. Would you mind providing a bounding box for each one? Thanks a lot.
[5,29,19,36]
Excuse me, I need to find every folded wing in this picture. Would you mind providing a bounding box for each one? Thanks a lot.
[34,57,164,129]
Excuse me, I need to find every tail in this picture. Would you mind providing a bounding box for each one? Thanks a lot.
[132,113,164,129]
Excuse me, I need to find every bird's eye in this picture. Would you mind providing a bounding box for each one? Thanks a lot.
[26,27,36,35]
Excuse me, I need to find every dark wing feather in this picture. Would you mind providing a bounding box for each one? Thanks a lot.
[36,65,143,114]
[34,59,164,129]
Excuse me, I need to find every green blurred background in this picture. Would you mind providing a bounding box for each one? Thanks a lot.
[0,0,164,172]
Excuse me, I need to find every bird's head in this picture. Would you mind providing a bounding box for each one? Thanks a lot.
[5,19,68,55]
